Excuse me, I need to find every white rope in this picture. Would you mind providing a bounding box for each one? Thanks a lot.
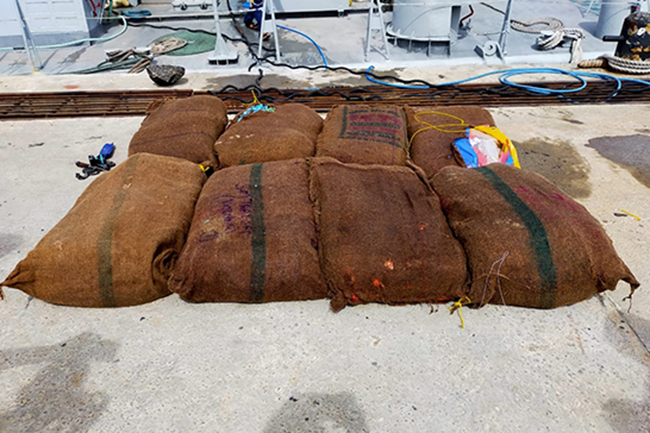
[510,17,564,34]
[536,28,585,64]
[578,55,650,74]
[150,38,188,56]
[602,54,650,74]
[507,16,585,64]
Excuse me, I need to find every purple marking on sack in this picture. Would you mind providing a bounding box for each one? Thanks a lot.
[198,184,253,242]
[513,184,583,222]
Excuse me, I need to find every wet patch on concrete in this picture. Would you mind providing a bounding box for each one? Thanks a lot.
[515,137,592,199]
[264,392,369,433]
[0,233,22,260]
[59,47,88,65]
[603,393,650,433]
[278,36,330,66]
[0,333,118,433]
[587,135,650,189]
[325,75,369,87]
[293,67,410,88]
[204,75,259,92]
[203,74,312,92]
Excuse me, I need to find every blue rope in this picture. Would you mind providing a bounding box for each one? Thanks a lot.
[237,104,275,122]
[277,25,328,67]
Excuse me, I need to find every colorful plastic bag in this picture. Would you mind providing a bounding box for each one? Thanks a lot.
[454,125,520,169]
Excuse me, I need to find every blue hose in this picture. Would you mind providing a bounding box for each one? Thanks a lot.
[277,25,328,67]
[0,16,129,51]
[365,65,650,96]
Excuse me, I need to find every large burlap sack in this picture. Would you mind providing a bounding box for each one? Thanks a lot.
[431,163,640,308]
[215,104,322,168]
[128,95,227,167]
[0,154,206,307]
[310,158,469,312]
[405,105,495,179]
[316,105,409,165]
[170,158,327,303]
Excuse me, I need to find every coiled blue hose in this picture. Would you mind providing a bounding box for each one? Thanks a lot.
[365,65,650,95]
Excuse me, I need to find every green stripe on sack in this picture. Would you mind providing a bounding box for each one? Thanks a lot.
[399,108,408,152]
[249,163,266,302]
[97,161,138,307]
[477,166,557,308]
[339,105,349,139]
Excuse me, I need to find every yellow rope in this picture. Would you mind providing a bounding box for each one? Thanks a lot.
[448,296,472,329]
[247,90,261,106]
[409,111,470,146]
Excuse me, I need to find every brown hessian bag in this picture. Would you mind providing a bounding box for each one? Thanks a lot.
[1,153,206,307]
[431,163,640,309]
[128,95,227,167]
[310,157,469,311]
[215,103,323,168]
[316,105,409,166]
[170,158,327,303]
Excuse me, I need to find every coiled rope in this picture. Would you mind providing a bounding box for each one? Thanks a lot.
[510,17,564,34]
[478,4,584,63]
[536,28,585,64]
[579,55,650,74]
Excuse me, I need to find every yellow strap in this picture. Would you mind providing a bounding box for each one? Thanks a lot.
[620,209,641,221]
[448,296,472,329]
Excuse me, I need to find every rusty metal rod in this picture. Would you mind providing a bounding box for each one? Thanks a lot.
[0,82,647,119]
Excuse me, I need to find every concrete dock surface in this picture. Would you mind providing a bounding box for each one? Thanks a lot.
[1,71,649,432]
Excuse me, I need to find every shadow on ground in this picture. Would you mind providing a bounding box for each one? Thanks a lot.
[0,332,118,433]
[0,233,22,260]
[602,310,650,432]
[264,392,370,433]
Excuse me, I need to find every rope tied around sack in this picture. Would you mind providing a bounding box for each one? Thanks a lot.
[409,111,471,146]
[236,90,276,122]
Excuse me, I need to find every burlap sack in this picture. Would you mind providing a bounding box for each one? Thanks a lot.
[316,105,408,165]
[310,158,469,312]
[170,158,327,303]
[0,154,206,307]
[128,95,227,167]
[231,103,323,142]
[431,163,640,308]
[215,104,322,168]
[405,105,495,179]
